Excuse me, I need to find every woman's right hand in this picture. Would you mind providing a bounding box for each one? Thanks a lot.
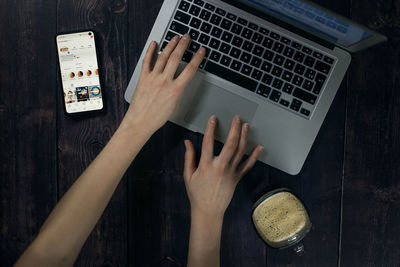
[183,115,263,220]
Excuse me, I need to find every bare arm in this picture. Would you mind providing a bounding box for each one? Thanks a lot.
[15,34,205,267]
[184,116,263,267]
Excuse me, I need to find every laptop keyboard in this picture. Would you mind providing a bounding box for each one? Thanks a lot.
[159,0,336,118]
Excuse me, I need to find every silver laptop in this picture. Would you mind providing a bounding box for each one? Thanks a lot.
[125,0,386,175]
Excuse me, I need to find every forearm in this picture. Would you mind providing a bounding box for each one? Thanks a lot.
[15,118,152,266]
[187,211,223,267]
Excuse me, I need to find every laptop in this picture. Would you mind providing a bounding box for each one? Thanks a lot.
[125,0,386,175]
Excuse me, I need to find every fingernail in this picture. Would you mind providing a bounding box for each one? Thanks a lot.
[198,47,205,54]
[259,146,264,152]
[210,115,217,123]
[235,115,241,123]
[244,123,249,131]
[172,35,179,42]
[182,34,189,40]
[184,140,189,148]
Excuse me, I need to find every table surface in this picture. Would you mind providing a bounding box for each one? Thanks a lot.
[1,0,399,266]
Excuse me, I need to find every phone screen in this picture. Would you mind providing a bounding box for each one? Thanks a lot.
[56,31,103,114]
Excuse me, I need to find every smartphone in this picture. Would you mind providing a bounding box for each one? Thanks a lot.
[56,30,104,116]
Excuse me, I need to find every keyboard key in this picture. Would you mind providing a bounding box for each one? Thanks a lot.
[293,75,303,86]
[175,11,191,24]
[221,19,232,30]
[216,8,226,16]
[189,29,200,40]
[209,38,220,49]
[232,36,244,47]
[182,50,193,63]
[284,59,295,70]
[231,60,242,71]
[189,5,201,16]
[256,84,271,98]
[199,58,206,69]
[237,17,248,25]
[190,17,202,29]
[200,10,211,21]
[198,33,210,45]
[170,21,189,35]
[204,3,215,11]
[283,83,294,94]
[313,82,323,95]
[324,56,334,64]
[283,47,295,58]
[302,46,312,54]
[221,31,233,42]
[293,88,317,104]
[210,14,222,25]
[188,41,200,52]
[165,31,176,41]
[282,71,293,82]
[290,101,301,111]
[227,13,237,21]
[315,60,331,74]
[315,73,326,84]
[304,56,315,67]
[194,0,204,6]
[242,41,254,52]
[313,51,323,59]
[253,45,264,56]
[211,27,222,38]
[251,69,262,80]
[302,79,314,91]
[273,42,284,53]
[219,42,231,54]
[220,55,231,67]
[271,66,283,77]
[261,61,272,73]
[200,22,212,33]
[240,52,251,63]
[294,51,305,62]
[230,47,241,58]
[178,1,190,12]
[250,56,262,68]
[205,61,258,92]
[294,64,305,75]
[280,99,290,107]
[291,41,302,50]
[270,31,280,40]
[304,69,316,80]
[252,32,263,44]
[241,65,253,76]
[249,22,258,30]
[269,90,281,102]
[263,37,274,49]
[281,36,291,45]
[242,28,253,39]
[160,41,168,51]
[273,55,285,66]
[263,50,274,61]
[231,23,242,35]
[210,51,221,62]
[262,73,273,85]
[300,108,310,116]
[259,27,269,35]
[272,78,284,90]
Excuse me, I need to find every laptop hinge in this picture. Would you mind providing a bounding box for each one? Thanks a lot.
[222,0,335,50]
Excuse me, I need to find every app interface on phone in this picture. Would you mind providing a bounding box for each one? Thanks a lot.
[57,31,103,113]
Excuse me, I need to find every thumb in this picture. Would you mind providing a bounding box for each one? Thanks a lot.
[183,139,196,181]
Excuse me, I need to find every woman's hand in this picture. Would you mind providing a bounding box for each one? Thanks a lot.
[183,115,264,220]
[124,34,205,134]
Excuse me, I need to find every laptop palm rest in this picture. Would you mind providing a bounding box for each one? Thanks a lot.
[184,80,258,141]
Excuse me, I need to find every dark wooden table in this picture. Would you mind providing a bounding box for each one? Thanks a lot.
[1,0,399,266]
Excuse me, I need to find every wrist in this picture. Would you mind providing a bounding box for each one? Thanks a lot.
[191,209,224,227]
[119,116,155,139]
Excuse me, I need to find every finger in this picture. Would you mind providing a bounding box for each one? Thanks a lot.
[175,47,205,88]
[163,34,191,77]
[231,123,250,167]
[237,145,264,179]
[183,140,197,182]
[199,115,217,164]
[218,115,242,162]
[152,35,180,73]
[141,41,157,73]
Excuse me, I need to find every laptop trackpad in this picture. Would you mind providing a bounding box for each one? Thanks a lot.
[184,80,258,140]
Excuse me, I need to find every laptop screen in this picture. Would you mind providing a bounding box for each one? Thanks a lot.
[236,0,371,47]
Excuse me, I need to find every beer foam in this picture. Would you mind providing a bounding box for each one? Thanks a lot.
[252,192,309,244]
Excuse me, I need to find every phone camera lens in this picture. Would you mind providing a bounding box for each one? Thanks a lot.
[88,32,92,35]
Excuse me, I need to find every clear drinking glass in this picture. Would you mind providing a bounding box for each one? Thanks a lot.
[252,188,312,255]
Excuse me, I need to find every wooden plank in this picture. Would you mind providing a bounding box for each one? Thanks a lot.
[56,0,129,265]
[340,0,400,265]
[266,0,350,265]
[0,0,57,265]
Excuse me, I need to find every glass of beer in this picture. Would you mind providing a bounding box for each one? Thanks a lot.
[252,188,312,255]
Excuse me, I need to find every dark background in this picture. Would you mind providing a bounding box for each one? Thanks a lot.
[1,0,399,266]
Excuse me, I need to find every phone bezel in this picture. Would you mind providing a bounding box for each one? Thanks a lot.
[56,29,106,118]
